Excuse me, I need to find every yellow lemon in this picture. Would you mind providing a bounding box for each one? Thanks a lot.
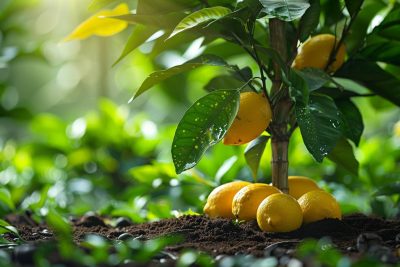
[298,190,342,224]
[292,34,346,73]
[223,92,272,145]
[288,176,320,199]
[256,193,303,232]
[203,181,251,218]
[232,183,281,221]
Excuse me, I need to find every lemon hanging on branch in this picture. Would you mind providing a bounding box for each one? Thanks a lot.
[292,34,346,73]
[223,92,272,145]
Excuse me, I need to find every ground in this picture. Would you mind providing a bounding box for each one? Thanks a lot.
[3,213,400,266]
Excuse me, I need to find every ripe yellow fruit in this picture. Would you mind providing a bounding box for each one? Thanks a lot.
[203,181,251,218]
[288,176,320,199]
[298,190,342,224]
[257,193,303,232]
[292,34,346,73]
[223,92,272,145]
[232,183,281,221]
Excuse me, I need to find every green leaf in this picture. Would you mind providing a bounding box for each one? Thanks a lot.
[336,99,363,146]
[131,55,234,100]
[298,0,320,41]
[345,0,363,17]
[0,188,15,210]
[169,6,232,38]
[172,90,240,173]
[204,75,246,92]
[289,69,309,105]
[296,94,343,162]
[371,7,400,41]
[113,25,159,66]
[297,68,334,91]
[335,58,400,107]
[244,136,269,180]
[360,38,400,66]
[0,219,19,236]
[46,209,72,239]
[327,138,359,175]
[259,0,310,21]
[374,182,400,196]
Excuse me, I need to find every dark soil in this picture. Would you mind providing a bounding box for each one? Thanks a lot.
[4,213,400,266]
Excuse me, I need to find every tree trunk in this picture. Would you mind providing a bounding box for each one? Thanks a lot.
[269,19,290,193]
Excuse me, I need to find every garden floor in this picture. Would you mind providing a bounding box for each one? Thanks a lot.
[4,213,400,266]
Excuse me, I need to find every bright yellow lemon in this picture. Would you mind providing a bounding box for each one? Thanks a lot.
[203,181,251,218]
[232,183,281,221]
[257,193,303,232]
[288,176,320,199]
[223,92,272,145]
[298,190,342,224]
[292,34,346,73]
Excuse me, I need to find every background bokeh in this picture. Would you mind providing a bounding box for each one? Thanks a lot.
[1,0,399,224]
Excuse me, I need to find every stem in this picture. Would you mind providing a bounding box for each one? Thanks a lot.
[271,137,289,193]
[269,18,291,193]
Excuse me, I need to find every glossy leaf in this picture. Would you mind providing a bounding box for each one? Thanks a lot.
[289,69,309,105]
[131,55,234,100]
[336,99,363,146]
[172,90,240,173]
[113,25,159,66]
[259,0,310,21]
[336,58,400,107]
[296,94,342,162]
[169,6,231,38]
[297,68,334,91]
[204,75,245,92]
[64,3,129,41]
[371,7,400,41]
[327,138,359,175]
[298,0,320,41]
[360,38,400,66]
[244,136,269,180]
[345,0,363,17]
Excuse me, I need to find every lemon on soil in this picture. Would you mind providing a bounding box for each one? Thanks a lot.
[256,193,303,232]
[203,181,251,218]
[298,190,342,224]
[288,176,320,199]
[232,183,281,221]
[292,34,346,73]
[223,92,272,145]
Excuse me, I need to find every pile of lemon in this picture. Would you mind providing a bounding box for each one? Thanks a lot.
[203,176,341,233]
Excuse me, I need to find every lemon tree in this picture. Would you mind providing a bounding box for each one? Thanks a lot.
[70,0,400,193]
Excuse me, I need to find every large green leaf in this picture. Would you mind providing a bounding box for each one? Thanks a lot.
[172,90,240,173]
[344,0,363,18]
[244,136,269,180]
[169,6,232,38]
[113,25,159,66]
[335,58,400,107]
[204,75,246,92]
[259,0,310,21]
[296,94,343,162]
[360,38,400,66]
[298,0,320,41]
[371,7,400,41]
[297,68,335,91]
[336,99,363,146]
[327,138,359,176]
[131,55,234,100]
